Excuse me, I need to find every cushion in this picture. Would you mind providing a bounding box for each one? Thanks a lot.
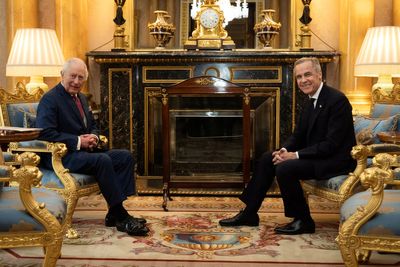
[23,111,37,128]
[371,103,400,131]
[40,168,97,189]
[0,186,67,231]
[5,103,38,127]
[354,115,398,144]
[340,190,400,236]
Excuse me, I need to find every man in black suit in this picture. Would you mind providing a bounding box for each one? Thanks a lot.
[219,57,356,235]
[36,57,149,236]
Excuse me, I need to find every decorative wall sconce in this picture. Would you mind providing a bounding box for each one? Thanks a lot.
[112,0,127,51]
[148,10,175,49]
[6,28,65,94]
[355,26,400,92]
[254,9,281,49]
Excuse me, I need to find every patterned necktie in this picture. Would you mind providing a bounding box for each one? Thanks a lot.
[72,95,85,119]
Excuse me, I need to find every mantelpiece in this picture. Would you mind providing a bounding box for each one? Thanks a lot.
[87,49,339,195]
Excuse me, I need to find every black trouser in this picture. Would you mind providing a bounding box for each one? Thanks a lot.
[239,151,316,220]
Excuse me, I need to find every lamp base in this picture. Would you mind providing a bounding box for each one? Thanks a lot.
[372,74,394,92]
[26,76,48,94]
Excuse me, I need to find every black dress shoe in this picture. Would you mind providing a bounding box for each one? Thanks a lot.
[219,210,259,227]
[115,215,149,236]
[274,218,315,235]
[105,213,147,227]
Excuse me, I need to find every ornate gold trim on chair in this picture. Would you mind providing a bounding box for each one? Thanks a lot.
[337,152,400,266]
[0,152,67,267]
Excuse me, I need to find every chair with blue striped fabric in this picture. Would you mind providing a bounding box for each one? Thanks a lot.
[0,151,68,267]
[337,151,400,266]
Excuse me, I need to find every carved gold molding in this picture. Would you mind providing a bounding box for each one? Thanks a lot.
[93,56,336,64]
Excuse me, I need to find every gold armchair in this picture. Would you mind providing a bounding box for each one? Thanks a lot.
[337,151,400,266]
[0,84,100,238]
[302,84,400,206]
[0,152,67,267]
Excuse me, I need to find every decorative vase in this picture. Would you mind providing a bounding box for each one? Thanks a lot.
[253,9,281,49]
[148,10,175,49]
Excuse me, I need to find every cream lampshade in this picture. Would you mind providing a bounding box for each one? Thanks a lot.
[354,26,400,92]
[6,28,65,94]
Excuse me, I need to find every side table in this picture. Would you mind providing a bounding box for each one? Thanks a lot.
[0,126,41,164]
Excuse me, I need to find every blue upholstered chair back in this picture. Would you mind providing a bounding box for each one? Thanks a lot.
[3,102,38,128]
[371,103,400,131]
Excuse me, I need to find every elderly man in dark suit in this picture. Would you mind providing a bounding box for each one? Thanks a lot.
[219,57,356,235]
[36,57,149,236]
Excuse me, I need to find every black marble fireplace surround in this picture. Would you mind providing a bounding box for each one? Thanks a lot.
[87,50,338,194]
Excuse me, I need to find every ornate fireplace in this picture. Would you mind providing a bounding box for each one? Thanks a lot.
[87,50,338,195]
[147,93,277,179]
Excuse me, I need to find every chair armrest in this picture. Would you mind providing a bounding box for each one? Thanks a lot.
[9,140,53,153]
[7,160,63,232]
[338,144,400,199]
[97,135,108,150]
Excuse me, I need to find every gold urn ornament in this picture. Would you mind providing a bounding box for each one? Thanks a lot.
[254,9,281,49]
[148,10,175,49]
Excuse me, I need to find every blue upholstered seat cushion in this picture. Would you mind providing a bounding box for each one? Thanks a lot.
[371,103,400,131]
[303,175,349,192]
[340,189,400,236]
[354,115,399,144]
[0,186,67,231]
[5,103,38,127]
[40,168,97,189]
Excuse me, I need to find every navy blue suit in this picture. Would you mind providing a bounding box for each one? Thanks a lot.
[240,84,356,219]
[36,83,135,208]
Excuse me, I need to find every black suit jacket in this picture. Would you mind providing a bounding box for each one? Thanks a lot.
[283,84,356,179]
[36,83,99,152]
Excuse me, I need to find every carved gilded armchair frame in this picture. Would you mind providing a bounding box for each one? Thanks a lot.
[0,152,65,267]
[337,152,400,266]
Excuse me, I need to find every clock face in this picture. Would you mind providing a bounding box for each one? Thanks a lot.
[199,8,220,29]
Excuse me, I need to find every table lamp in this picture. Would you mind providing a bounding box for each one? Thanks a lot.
[354,26,400,92]
[6,28,65,94]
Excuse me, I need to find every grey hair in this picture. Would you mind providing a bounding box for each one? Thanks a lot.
[294,57,322,74]
[61,57,89,80]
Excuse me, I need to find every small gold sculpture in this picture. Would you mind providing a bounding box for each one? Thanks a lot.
[298,0,313,51]
[112,0,127,51]
[148,10,175,50]
[254,9,281,49]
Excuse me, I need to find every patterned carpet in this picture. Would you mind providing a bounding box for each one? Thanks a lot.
[1,195,400,267]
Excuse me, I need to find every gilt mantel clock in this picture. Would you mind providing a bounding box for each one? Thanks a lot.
[184,0,235,50]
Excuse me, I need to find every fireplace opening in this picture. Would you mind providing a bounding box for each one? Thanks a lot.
[143,90,278,187]
[172,110,244,175]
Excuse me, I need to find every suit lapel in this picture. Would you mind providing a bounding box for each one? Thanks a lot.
[58,85,87,128]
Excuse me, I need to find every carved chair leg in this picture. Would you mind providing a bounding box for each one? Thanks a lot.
[339,245,359,267]
[43,241,62,267]
[61,190,80,239]
[356,249,371,263]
